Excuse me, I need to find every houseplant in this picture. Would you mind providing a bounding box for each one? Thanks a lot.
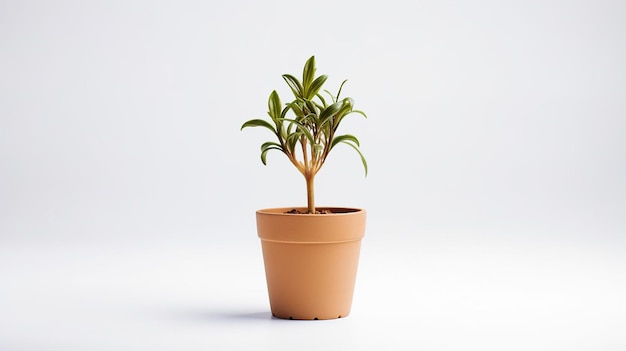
[241,56,367,320]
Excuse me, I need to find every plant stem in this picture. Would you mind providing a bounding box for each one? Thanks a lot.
[305,174,315,213]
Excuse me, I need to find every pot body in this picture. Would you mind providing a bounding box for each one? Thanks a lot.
[256,207,366,320]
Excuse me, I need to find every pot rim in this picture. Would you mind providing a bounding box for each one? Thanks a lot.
[256,207,366,243]
[256,207,365,216]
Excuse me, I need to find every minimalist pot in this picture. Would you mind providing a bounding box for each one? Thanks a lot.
[256,207,366,320]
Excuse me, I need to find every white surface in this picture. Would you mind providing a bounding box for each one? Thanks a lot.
[1,0,625,349]
[1,237,625,350]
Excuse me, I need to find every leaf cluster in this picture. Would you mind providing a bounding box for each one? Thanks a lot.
[241,56,367,178]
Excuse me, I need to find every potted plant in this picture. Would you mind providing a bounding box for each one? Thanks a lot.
[241,56,367,320]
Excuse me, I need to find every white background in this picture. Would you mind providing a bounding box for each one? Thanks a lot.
[1,0,625,350]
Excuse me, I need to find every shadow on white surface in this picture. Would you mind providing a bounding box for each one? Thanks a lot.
[171,310,273,323]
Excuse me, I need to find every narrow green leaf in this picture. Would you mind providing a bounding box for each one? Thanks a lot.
[307,75,327,99]
[312,100,325,111]
[286,132,300,153]
[268,91,282,121]
[351,109,367,118]
[331,134,360,149]
[295,124,315,145]
[323,89,337,103]
[285,101,303,119]
[316,93,328,108]
[282,74,303,97]
[276,117,307,130]
[334,108,366,131]
[261,141,282,152]
[304,100,318,119]
[261,146,283,165]
[340,141,368,176]
[302,56,316,93]
[241,119,277,134]
[277,117,315,145]
[335,98,354,119]
[336,79,348,100]
[319,101,343,125]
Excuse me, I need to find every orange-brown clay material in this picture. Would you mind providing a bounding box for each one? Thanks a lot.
[256,207,366,320]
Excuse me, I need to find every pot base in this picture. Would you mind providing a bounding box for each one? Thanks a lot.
[271,312,348,320]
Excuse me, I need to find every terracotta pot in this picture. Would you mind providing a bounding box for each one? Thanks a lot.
[256,207,366,320]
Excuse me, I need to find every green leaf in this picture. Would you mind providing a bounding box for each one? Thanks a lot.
[316,93,328,108]
[336,98,354,117]
[268,91,282,121]
[336,79,348,100]
[295,124,315,146]
[282,74,303,97]
[261,141,282,152]
[351,109,367,118]
[241,119,277,134]
[319,101,343,125]
[323,89,337,103]
[334,108,366,131]
[304,100,318,119]
[312,100,325,112]
[302,56,316,93]
[277,117,315,145]
[307,74,327,99]
[337,140,368,176]
[286,132,300,153]
[331,134,360,149]
[261,146,283,165]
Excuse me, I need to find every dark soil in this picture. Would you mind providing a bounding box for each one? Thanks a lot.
[284,208,333,214]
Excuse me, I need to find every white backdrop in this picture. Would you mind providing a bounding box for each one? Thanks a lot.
[1,1,625,350]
